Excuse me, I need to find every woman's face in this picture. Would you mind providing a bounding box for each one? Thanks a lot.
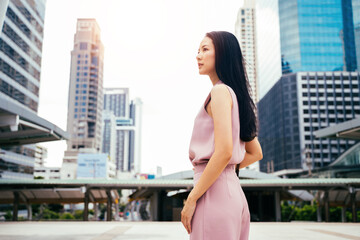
[196,37,216,76]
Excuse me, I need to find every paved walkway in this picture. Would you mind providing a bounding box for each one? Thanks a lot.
[0,221,359,240]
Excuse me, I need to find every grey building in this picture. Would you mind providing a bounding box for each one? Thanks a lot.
[103,88,130,172]
[258,71,360,173]
[102,88,142,175]
[0,0,68,180]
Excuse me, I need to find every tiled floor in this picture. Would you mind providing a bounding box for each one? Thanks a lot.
[0,221,359,240]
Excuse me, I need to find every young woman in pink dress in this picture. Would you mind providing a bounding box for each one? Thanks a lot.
[181,31,263,240]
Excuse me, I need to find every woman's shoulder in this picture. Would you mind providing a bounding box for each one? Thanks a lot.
[211,82,235,98]
[210,83,233,105]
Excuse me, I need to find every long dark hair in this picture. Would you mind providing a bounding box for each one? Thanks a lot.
[205,31,258,175]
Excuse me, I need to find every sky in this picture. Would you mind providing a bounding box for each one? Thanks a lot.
[38,0,254,176]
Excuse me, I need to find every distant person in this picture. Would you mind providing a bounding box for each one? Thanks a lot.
[181,31,263,239]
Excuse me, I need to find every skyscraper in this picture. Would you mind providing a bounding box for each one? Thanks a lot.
[129,97,143,174]
[235,0,259,104]
[255,0,282,100]
[258,71,360,173]
[102,88,142,175]
[353,0,360,71]
[103,88,130,172]
[62,19,104,179]
[278,0,357,73]
[0,0,67,179]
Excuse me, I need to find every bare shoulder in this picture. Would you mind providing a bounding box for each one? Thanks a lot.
[210,84,232,104]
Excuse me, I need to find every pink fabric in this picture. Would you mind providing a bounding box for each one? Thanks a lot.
[189,80,246,166]
[188,80,250,240]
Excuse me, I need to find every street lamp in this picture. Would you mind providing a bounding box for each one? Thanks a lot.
[302,144,312,176]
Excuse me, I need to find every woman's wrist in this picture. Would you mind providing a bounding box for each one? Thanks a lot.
[187,191,198,203]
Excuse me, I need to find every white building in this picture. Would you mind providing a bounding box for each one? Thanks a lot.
[0,0,67,180]
[61,148,116,179]
[235,0,259,105]
[34,167,61,179]
[235,0,260,171]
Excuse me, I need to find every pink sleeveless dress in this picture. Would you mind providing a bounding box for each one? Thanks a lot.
[188,80,250,240]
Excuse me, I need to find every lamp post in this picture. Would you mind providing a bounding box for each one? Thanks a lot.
[302,144,312,176]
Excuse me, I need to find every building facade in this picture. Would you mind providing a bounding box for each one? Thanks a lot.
[278,0,357,74]
[102,88,142,176]
[353,0,360,71]
[34,166,61,179]
[235,0,260,171]
[62,19,104,179]
[255,0,282,100]
[103,88,130,173]
[0,0,59,180]
[235,0,259,105]
[258,71,360,173]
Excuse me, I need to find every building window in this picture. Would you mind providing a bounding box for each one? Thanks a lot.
[91,56,98,65]
[80,42,87,50]
[78,54,81,58]
[241,9,245,15]
[241,18,245,23]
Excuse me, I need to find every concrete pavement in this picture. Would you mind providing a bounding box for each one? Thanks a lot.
[0,221,359,240]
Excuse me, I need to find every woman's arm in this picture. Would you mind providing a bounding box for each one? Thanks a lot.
[187,84,233,203]
[239,137,263,169]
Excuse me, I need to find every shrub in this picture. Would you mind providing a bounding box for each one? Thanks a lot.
[60,212,75,220]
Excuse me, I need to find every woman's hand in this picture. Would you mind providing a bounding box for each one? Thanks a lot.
[181,196,197,234]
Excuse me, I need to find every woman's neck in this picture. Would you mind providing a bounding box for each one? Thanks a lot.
[208,71,220,86]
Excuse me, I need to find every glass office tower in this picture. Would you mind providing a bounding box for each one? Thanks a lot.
[279,0,357,73]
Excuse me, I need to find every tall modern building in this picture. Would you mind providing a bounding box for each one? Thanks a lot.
[278,0,357,74]
[102,88,142,175]
[255,0,282,100]
[258,71,360,173]
[235,0,259,105]
[0,0,68,180]
[235,0,261,171]
[353,0,360,71]
[62,19,104,179]
[129,97,143,174]
[103,88,130,173]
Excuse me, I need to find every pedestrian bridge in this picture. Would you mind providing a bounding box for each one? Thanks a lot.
[0,178,359,222]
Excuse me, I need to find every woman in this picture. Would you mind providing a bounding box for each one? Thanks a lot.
[181,31,263,240]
